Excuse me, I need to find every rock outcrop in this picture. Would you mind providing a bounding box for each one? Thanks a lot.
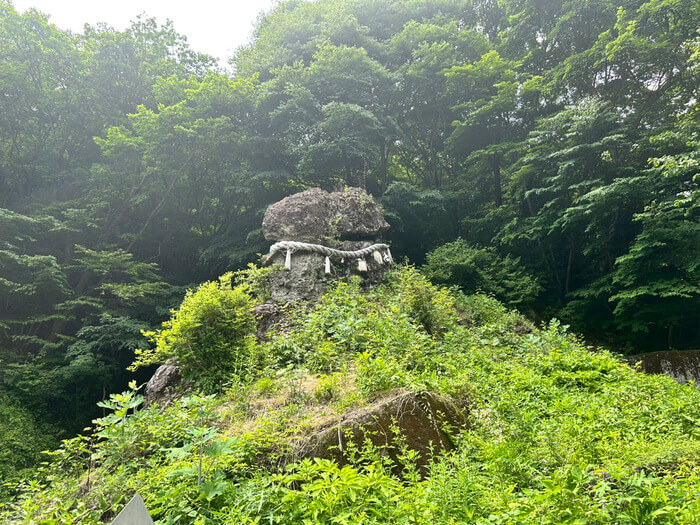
[262,187,389,243]
[144,364,182,407]
[253,302,284,341]
[627,350,700,384]
[293,390,468,476]
[262,187,391,302]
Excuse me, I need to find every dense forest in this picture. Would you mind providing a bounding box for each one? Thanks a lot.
[0,0,699,494]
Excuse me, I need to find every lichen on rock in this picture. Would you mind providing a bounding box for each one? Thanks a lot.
[261,187,391,302]
[262,187,389,243]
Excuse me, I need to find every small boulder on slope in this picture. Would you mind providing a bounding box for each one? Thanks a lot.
[293,389,468,476]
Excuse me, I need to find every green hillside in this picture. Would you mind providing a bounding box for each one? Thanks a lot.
[2,267,698,523]
[1,0,699,520]
[1,0,698,456]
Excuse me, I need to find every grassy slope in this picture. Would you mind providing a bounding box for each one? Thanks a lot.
[2,267,699,524]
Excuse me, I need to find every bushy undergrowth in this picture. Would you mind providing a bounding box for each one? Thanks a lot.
[131,269,269,391]
[0,394,54,501]
[2,267,699,523]
[422,239,542,307]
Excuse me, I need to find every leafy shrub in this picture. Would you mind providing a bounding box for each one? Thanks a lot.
[8,388,262,524]
[232,263,273,304]
[355,351,409,396]
[386,265,457,337]
[269,278,386,371]
[0,394,53,500]
[299,277,373,356]
[131,272,257,390]
[269,458,405,523]
[453,292,534,338]
[422,238,541,306]
[313,373,341,402]
[272,274,437,375]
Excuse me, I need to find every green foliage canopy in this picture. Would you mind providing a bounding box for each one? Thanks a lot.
[423,238,541,306]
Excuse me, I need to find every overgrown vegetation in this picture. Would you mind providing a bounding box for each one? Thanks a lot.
[1,0,699,503]
[0,394,53,500]
[422,239,541,306]
[131,272,259,391]
[2,267,698,523]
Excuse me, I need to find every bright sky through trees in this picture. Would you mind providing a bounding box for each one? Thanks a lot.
[11,0,276,66]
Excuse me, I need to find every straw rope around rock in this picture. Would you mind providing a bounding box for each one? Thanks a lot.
[262,241,392,270]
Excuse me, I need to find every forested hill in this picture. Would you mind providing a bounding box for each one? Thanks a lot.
[0,0,698,461]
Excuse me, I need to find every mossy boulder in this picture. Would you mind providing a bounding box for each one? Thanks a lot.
[293,389,468,476]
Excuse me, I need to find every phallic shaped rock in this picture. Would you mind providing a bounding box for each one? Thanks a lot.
[261,187,391,302]
[262,187,389,243]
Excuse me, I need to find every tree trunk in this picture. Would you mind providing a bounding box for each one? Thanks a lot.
[489,155,503,207]
[565,236,575,297]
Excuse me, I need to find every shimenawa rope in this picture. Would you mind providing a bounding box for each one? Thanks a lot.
[264,241,392,272]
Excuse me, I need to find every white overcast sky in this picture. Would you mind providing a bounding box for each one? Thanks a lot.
[12,0,278,68]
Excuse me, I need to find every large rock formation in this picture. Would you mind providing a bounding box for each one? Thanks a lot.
[262,187,389,243]
[293,390,468,476]
[262,187,391,302]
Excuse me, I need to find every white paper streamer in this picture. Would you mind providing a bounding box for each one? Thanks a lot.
[284,249,292,269]
[358,259,368,272]
[324,256,331,274]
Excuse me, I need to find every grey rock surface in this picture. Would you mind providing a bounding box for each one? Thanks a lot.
[266,240,387,302]
[268,252,328,302]
[262,187,389,243]
[253,302,282,340]
[144,364,181,407]
[262,188,391,302]
[333,187,390,240]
